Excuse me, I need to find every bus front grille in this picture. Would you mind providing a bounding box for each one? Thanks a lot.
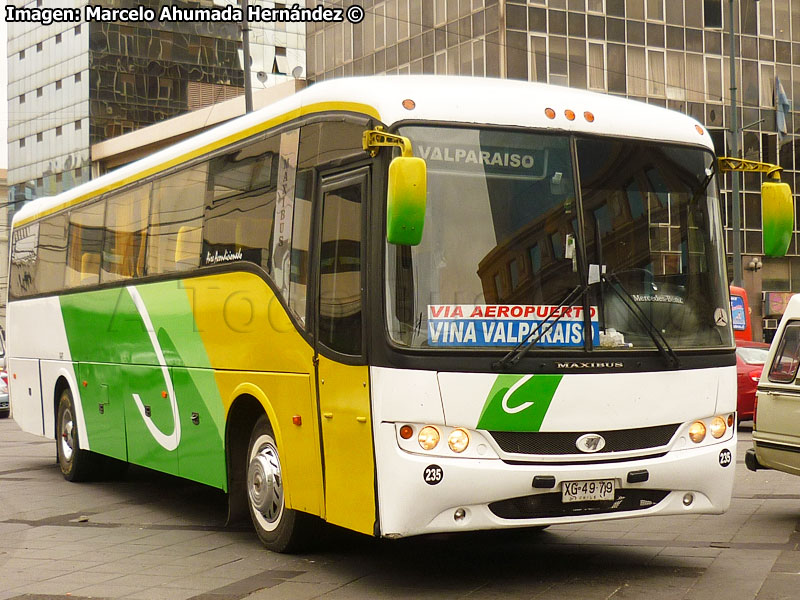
[489,489,670,519]
[489,423,680,456]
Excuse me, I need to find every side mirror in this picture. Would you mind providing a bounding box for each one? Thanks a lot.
[387,156,427,246]
[762,180,793,257]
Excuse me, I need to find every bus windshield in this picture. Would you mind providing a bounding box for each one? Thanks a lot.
[385,125,731,352]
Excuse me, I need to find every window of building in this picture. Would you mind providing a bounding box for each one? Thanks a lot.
[19,94,25,104]
[75,72,82,83]
[704,0,722,27]
[55,126,62,136]
[36,87,42,97]
[36,133,43,143]
[55,33,62,44]
[19,138,25,148]
[647,49,666,96]
[36,42,42,52]
[74,24,81,35]
[588,42,606,90]
[75,119,82,130]
[588,0,604,13]
[19,49,24,60]
[646,0,664,21]
[627,46,647,95]
[55,80,62,90]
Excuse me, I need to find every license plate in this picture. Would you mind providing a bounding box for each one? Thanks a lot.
[561,479,615,503]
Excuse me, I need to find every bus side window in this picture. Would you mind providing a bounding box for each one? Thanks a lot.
[66,200,105,287]
[288,170,313,325]
[318,180,364,356]
[203,135,279,272]
[102,184,151,282]
[148,165,206,275]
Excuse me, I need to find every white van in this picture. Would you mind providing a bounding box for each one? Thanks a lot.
[746,294,800,474]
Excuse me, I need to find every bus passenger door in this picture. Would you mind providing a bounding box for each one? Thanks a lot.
[314,170,376,535]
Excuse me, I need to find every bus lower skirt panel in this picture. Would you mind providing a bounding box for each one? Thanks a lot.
[488,489,670,519]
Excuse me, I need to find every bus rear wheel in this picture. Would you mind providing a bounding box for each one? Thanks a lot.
[246,416,316,553]
[56,387,97,481]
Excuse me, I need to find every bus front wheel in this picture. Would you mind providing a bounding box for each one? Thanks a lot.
[246,415,316,553]
[56,387,96,481]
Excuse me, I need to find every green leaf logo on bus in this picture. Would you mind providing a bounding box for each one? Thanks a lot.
[476,374,562,432]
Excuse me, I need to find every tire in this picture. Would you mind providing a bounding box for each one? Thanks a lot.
[246,415,316,553]
[56,387,97,482]
[0,410,9,419]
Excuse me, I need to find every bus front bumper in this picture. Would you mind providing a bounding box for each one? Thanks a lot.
[375,423,736,538]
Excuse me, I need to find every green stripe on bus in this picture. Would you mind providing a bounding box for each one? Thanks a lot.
[59,281,227,489]
[476,374,563,432]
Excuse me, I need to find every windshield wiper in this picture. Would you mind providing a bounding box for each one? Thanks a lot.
[492,283,591,372]
[602,273,681,369]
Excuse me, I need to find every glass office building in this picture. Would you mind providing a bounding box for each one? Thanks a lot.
[307,0,800,340]
[7,0,305,220]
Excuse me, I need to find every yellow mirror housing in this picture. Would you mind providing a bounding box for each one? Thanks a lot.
[762,180,793,257]
[387,156,427,246]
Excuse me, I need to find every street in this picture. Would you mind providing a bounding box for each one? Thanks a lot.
[1,416,799,600]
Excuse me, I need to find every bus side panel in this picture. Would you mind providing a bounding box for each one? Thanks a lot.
[213,371,323,515]
[175,367,226,489]
[8,358,44,436]
[40,359,75,439]
[8,296,74,438]
[76,362,128,462]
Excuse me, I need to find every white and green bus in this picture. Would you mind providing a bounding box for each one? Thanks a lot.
[7,76,769,552]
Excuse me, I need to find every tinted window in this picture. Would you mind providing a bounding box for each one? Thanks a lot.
[318,180,363,355]
[203,136,279,271]
[102,184,150,282]
[768,322,800,383]
[148,165,206,274]
[66,201,105,287]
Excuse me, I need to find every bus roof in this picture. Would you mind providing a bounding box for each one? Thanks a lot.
[13,75,713,228]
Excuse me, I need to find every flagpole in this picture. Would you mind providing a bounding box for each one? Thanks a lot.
[729,0,742,288]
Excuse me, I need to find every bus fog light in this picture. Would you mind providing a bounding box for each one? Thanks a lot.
[688,421,706,443]
[454,508,466,521]
[448,428,470,453]
[683,493,694,506]
[418,426,440,450]
[710,416,727,439]
[399,425,413,440]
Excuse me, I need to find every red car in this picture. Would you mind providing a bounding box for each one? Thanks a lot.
[736,340,771,422]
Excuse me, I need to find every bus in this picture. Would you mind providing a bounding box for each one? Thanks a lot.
[6,76,765,552]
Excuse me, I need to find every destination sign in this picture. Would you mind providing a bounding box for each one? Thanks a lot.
[427,304,599,347]
[414,144,548,178]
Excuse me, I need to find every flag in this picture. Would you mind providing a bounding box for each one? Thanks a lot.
[776,76,791,145]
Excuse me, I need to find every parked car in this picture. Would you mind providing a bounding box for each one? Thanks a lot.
[0,371,8,418]
[747,294,800,475]
[736,340,770,423]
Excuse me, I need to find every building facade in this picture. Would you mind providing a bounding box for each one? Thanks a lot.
[7,0,305,220]
[307,0,800,341]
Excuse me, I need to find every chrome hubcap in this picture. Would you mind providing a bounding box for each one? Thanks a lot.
[248,443,283,523]
[60,408,75,462]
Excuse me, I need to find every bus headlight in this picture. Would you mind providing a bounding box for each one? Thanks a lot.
[448,428,470,453]
[688,421,706,443]
[418,426,440,450]
[709,416,727,439]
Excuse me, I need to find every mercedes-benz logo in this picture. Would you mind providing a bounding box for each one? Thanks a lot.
[576,433,606,453]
